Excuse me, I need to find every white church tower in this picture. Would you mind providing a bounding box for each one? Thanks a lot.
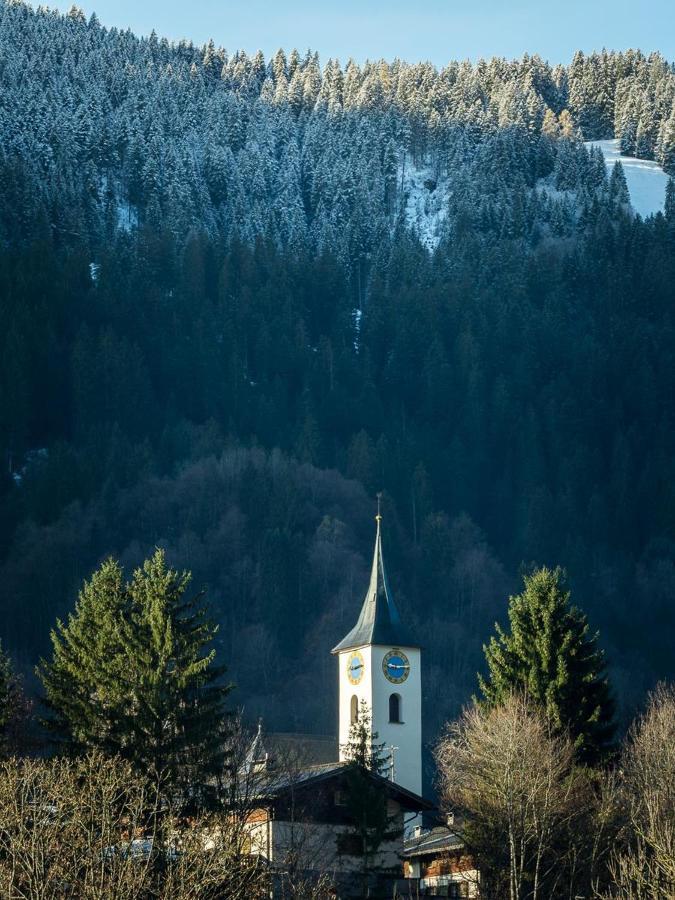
[332,498,422,797]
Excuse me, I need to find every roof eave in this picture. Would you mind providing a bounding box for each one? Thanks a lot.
[331,638,422,655]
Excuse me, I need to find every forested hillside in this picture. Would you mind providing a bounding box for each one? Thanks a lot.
[1,0,675,741]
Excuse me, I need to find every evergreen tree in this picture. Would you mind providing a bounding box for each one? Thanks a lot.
[661,113,675,174]
[665,177,675,223]
[38,550,231,807]
[340,700,401,895]
[478,567,615,765]
[0,641,12,755]
[608,159,630,208]
[342,699,389,774]
[37,558,128,752]
[0,641,30,756]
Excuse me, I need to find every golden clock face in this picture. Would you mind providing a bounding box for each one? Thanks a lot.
[383,649,410,684]
[347,651,365,685]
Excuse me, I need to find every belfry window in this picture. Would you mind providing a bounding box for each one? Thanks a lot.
[350,694,359,724]
[389,693,402,723]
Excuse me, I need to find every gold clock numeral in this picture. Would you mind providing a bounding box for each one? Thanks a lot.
[347,650,365,684]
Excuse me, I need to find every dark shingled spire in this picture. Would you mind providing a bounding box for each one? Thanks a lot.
[332,496,418,653]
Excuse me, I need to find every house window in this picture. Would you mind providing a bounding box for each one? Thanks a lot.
[389,693,402,723]
[350,694,359,724]
[449,882,469,898]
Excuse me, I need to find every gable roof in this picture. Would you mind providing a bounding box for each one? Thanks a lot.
[403,825,464,858]
[332,509,418,654]
[260,762,434,813]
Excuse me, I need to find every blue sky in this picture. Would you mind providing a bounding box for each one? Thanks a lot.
[50,0,675,65]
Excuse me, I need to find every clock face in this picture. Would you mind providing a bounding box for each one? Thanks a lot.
[383,649,410,684]
[347,651,365,685]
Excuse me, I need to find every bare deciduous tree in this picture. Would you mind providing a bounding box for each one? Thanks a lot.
[0,753,156,899]
[601,683,675,899]
[0,752,268,900]
[225,716,338,899]
[435,694,588,900]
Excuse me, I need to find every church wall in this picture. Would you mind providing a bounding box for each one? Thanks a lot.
[337,644,375,757]
[337,644,422,797]
[370,645,422,797]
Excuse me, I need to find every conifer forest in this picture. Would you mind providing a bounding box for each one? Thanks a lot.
[2,0,675,748]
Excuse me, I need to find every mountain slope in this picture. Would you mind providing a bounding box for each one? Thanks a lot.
[1,2,675,737]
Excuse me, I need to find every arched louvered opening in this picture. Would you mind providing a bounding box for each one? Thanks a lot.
[350,694,359,724]
[389,693,402,723]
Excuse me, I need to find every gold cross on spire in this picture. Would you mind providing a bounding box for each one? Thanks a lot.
[376,492,383,524]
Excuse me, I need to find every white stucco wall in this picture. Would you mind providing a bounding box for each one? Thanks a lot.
[337,644,422,797]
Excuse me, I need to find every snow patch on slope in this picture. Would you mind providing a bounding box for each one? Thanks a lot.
[401,158,450,251]
[11,447,48,486]
[117,201,139,232]
[585,139,668,218]
[352,307,362,352]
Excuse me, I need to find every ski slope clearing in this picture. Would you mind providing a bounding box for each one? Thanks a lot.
[585,139,668,218]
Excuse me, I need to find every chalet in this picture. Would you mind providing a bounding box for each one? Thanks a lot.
[241,739,432,896]
[402,823,479,898]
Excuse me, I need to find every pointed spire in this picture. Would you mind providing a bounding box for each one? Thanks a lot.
[332,496,418,653]
[242,717,269,773]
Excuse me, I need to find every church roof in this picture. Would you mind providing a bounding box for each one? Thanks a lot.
[242,724,338,776]
[242,719,269,773]
[332,502,418,654]
[266,733,338,766]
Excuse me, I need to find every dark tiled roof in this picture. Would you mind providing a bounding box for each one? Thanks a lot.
[332,517,418,653]
[262,762,345,795]
[403,826,463,858]
[260,763,434,813]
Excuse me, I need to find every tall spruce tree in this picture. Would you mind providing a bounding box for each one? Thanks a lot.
[0,640,32,756]
[665,177,675,223]
[38,557,128,754]
[661,113,675,174]
[38,549,231,807]
[340,701,401,895]
[0,641,12,754]
[478,566,614,765]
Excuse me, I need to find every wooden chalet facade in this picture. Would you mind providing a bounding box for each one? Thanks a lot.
[402,824,479,897]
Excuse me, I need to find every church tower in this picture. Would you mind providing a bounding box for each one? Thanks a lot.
[332,499,422,796]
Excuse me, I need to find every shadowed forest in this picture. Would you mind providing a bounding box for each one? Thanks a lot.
[2,0,675,747]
